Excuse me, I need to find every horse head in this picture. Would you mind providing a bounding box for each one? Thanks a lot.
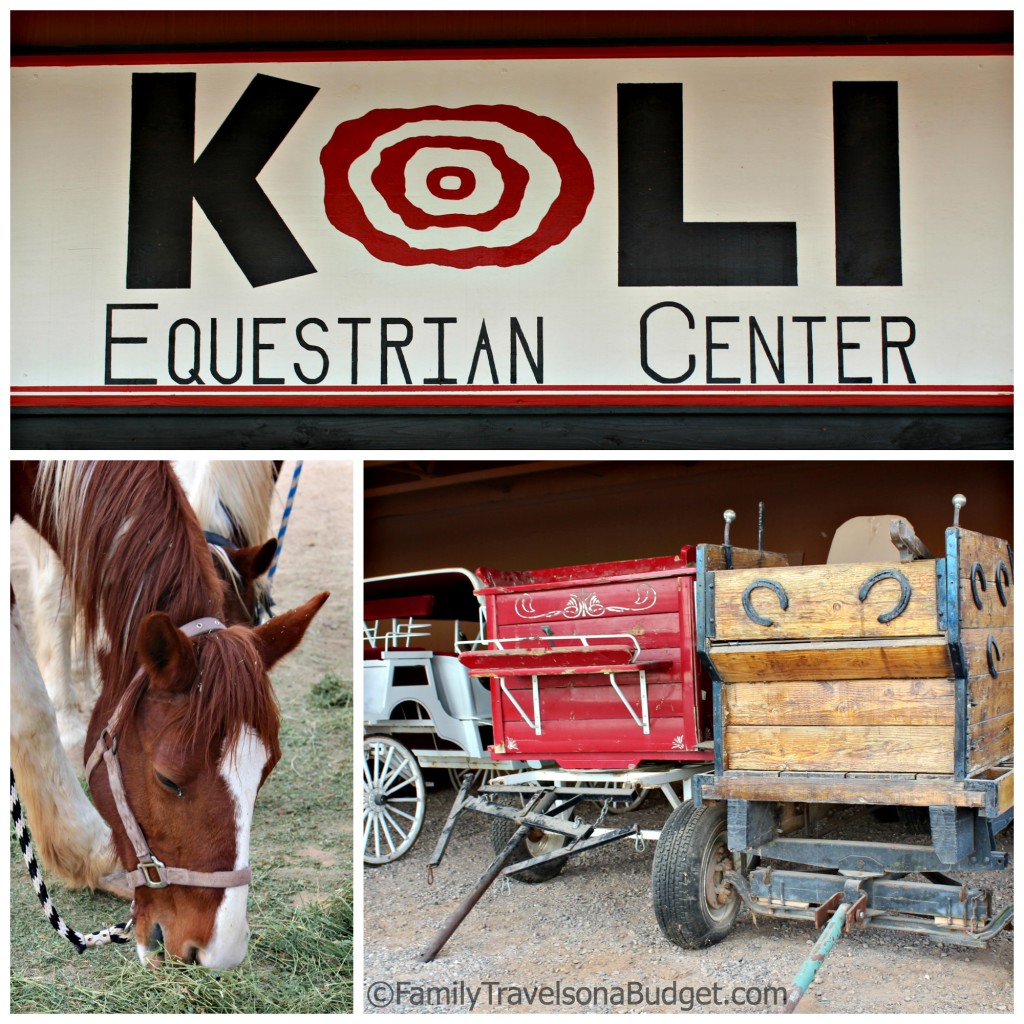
[85,590,329,968]
[213,538,278,626]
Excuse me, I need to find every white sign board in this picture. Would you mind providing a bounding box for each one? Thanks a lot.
[11,45,1012,410]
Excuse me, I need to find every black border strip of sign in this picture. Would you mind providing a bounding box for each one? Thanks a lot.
[11,405,1013,452]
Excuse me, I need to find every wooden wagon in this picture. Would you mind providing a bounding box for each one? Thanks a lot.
[666,498,1013,951]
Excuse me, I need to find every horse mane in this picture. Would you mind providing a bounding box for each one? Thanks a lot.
[174,461,277,548]
[207,543,247,610]
[116,626,281,765]
[33,462,225,693]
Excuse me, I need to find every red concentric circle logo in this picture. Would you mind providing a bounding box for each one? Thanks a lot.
[320,104,595,268]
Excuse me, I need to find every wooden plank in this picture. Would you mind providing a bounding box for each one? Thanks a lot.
[711,560,940,641]
[956,529,1014,579]
[703,773,976,806]
[482,641,685,686]
[461,644,637,671]
[491,575,682,628]
[476,659,672,678]
[491,611,685,646]
[498,713,706,758]
[709,637,952,682]
[723,678,955,727]
[961,625,1014,678]
[958,546,1014,629]
[498,679,688,720]
[700,544,790,572]
[477,553,695,591]
[724,725,954,773]
[968,711,1013,774]
[958,578,1013,630]
[967,669,1014,726]
[996,770,1014,815]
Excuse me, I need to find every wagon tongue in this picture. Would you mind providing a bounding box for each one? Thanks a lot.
[420,780,637,963]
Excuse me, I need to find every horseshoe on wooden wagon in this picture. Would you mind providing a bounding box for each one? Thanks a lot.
[986,635,1002,679]
[970,562,987,609]
[741,579,789,627]
[858,569,911,623]
[994,560,1011,607]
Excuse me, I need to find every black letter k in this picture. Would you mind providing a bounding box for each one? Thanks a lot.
[127,72,319,288]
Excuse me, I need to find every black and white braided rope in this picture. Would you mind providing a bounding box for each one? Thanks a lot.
[10,769,134,953]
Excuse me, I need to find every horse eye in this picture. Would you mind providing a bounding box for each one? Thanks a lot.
[156,772,184,798]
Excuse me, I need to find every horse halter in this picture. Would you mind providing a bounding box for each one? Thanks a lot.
[84,617,253,893]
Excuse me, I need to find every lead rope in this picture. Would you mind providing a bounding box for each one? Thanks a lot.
[267,460,303,583]
[10,769,134,952]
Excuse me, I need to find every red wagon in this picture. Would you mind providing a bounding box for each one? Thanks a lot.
[461,549,714,769]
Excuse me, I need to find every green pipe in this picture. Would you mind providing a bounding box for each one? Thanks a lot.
[782,903,849,1013]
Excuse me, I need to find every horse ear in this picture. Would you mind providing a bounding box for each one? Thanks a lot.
[229,538,277,581]
[254,591,330,670]
[138,612,196,693]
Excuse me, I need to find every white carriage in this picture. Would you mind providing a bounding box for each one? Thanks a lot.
[362,568,505,864]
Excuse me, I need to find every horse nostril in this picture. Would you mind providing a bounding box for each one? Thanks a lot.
[184,944,201,966]
[140,923,167,966]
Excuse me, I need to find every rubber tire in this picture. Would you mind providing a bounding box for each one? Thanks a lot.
[491,814,568,884]
[652,801,739,949]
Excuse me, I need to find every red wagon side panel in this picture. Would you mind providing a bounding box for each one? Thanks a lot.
[469,550,712,769]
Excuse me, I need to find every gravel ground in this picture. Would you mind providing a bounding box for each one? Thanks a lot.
[363,785,1012,1014]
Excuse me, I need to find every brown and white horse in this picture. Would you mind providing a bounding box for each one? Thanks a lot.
[21,461,280,765]
[11,461,327,967]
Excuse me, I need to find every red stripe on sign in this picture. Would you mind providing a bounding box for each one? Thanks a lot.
[10,385,1012,409]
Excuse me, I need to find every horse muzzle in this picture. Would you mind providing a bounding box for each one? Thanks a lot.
[140,910,251,970]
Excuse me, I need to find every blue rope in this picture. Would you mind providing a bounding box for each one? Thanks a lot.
[269,461,303,580]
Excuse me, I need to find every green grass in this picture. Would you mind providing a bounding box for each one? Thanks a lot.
[10,673,353,1013]
[309,672,353,710]
[9,887,352,1013]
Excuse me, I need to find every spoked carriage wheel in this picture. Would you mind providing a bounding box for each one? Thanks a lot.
[363,736,426,865]
[651,801,739,948]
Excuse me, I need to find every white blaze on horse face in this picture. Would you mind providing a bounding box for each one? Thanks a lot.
[197,725,268,969]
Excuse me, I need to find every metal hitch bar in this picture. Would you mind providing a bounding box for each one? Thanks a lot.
[783,895,865,1013]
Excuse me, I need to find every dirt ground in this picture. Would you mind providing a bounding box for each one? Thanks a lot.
[362,783,1013,1014]
[260,458,354,870]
